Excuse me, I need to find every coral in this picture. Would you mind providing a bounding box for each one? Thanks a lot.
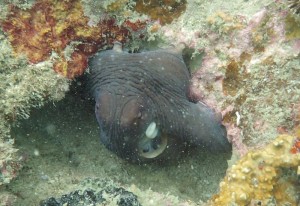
[0,0,299,203]
[0,0,146,78]
[285,13,300,40]
[0,28,69,185]
[210,134,300,206]
[0,0,188,79]
[218,8,300,148]
[134,0,187,25]
[206,11,245,35]
[159,1,300,155]
[80,0,131,26]
[0,137,19,185]
[0,0,35,20]
[292,103,300,128]
[0,0,187,186]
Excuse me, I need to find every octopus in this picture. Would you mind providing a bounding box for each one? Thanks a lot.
[88,42,232,163]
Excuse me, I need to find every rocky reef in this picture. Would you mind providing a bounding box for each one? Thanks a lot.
[39,178,198,206]
[0,0,146,79]
[0,29,69,186]
[40,178,141,206]
[210,133,300,205]
[0,0,151,186]
[0,0,299,205]
[160,0,300,157]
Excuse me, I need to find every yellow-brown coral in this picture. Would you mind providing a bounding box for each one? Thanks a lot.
[134,0,187,25]
[206,11,245,34]
[210,134,300,206]
[0,0,145,78]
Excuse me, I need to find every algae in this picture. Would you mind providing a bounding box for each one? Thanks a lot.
[0,0,299,205]
[0,26,69,186]
[161,0,300,149]
[0,0,35,21]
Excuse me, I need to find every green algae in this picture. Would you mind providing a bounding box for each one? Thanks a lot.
[0,0,35,20]
[285,14,300,40]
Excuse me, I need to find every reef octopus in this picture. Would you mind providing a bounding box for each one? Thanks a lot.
[88,42,231,163]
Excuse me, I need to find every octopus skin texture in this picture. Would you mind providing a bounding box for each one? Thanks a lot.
[88,42,232,163]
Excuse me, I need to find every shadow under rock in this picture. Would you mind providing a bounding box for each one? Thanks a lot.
[8,79,231,205]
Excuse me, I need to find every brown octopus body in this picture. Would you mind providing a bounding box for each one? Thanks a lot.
[88,42,231,163]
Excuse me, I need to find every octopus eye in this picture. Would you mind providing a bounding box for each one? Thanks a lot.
[138,121,168,159]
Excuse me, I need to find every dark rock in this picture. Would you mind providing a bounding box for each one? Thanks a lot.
[40,187,141,206]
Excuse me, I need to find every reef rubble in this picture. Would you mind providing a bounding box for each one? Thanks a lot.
[0,30,69,186]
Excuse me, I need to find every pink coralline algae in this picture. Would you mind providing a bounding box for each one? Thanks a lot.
[161,4,300,156]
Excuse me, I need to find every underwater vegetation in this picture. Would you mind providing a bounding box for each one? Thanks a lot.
[0,0,145,79]
[157,0,300,204]
[0,0,187,79]
[288,0,300,15]
[167,1,300,156]
[0,0,188,188]
[0,0,299,204]
[134,0,187,25]
[0,29,69,186]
